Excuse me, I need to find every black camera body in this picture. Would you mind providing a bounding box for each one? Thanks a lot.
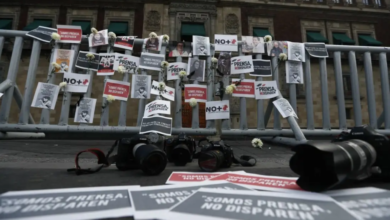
[198,139,234,172]
[164,133,196,166]
[115,134,167,175]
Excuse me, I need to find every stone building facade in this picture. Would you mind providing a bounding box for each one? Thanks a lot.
[0,0,389,129]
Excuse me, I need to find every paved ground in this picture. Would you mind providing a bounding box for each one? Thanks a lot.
[0,139,389,194]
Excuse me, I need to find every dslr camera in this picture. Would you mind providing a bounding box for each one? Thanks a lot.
[115,133,168,175]
[197,139,234,172]
[290,125,390,192]
[164,133,196,166]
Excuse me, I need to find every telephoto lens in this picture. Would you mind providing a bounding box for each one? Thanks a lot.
[165,133,196,166]
[290,139,377,192]
[197,139,233,172]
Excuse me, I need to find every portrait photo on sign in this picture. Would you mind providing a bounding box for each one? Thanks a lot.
[144,35,163,52]
[98,53,115,75]
[217,52,231,76]
[131,74,151,99]
[114,36,136,50]
[114,53,140,74]
[31,82,60,110]
[88,29,108,47]
[192,35,210,56]
[241,36,253,53]
[288,41,305,62]
[74,98,96,124]
[187,57,205,82]
[252,36,265,54]
[26,26,58,43]
[267,41,288,57]
[273,98,298,119]
[250,59,272,77]
[52,49,74,73]
[286,60,304,84]
[75,51,100,71]
[56,25,82,44]
[305,43,329,58]
[169,41,191,57]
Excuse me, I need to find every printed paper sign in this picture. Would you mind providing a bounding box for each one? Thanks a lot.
[74,98,96,124]
[75,51,100,71]
[288,41,305,62]
[166,171,247,185]
[232,79,255,98]
[103,79,131,101]
[267,41,288,57]
[207,172,301,192]
[184,84,207,103]
[144,100,171,117]
[63,72,91,93]
[31,82,60,110]
[140,115,172,136]
[242,36,265,54]
[52,49,74,73]
[326,187,390,220]
[167,62,188,80]
[114,36,135,50]
[150,81,175,101]
[252,37,265,54]
[26,26,57,43]
[214,34,238,52]
[254,81,279,100]
[0,186,139,220]
[88,29,108,47]
[144,35,163,52]
[97,53,115,75]
[205,100,230,120]
[56,25,82,44]
[286,61,304,84]
[163,188,360,220]
[130,181,254,220]
[193,35,211,56]
[305,43,329,58]
[217,52,231,75]
[113,53,139,73]
[139,52,165,71]
[168,41,191,57]
[187,58,206,82]
[250,59,272,77]
[273,98,298,118]
[230,55,254,74]
[131,75,151,99]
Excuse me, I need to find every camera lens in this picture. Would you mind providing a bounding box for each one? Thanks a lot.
[198,150,224,172]
[172,144,192,166]
[290,139,377,192]
[133,143,167,175]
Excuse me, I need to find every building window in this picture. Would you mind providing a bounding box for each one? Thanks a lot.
[0,18,12,30]
[346,107,353,120]
[69,105,77,119]
[306,31,328,43]
[181,22,206,42]
[357,33,382,46]
[71,20,91,35]
[23,19,52,31]
[253,28,272,38]
[332,32,355,45]
[108,21,128,36]
[375,0,382,6]
[342,74,352,97]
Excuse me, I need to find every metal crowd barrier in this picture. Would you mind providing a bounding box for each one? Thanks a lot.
[0,30,389,142]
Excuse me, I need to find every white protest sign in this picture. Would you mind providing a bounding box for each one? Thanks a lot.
[254,81,279,100]
[163,188,361,220]
[130,181,254,219]
[230,55,254,74]
[205,100,230,120]
[273,98,298,119]
[167,62,188,80]
[150,81,175,101]
[0,185,140,220]
[63,72,91,93]
[113,53,139,73]
[166,171,247,185]
[214,34,238,52]
[144,100,171,117]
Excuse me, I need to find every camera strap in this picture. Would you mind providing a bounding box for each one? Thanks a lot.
[232,155,257,167]
[67,140,119,175]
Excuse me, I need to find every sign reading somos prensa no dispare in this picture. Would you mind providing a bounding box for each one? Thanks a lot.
[0,186,139,220]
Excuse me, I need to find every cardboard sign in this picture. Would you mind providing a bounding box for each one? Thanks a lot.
[139,115,172,136]
[205,100,230,120]
[139,52,165,71]
[166,171,247,185]
[163,188,360,220]
[184,84,207,103]
[326,187,390,220]
[113,53,139,73]
[0,186,140,220]
[207,172,302,192]
[103,79,130,101]
[232,79,255,98]
[56,25,82,44]
[114,36,135,50]
[214,34,238,52]
[150,81,175,101]
[63,72,91,93]
[130,181,254,219]
[250,59,272,77]
[167,62,188,81]
[26,26,57,43]
[273,98,298,119]
[97,53,115,76]
[31,82,60,110]
[305,43,329,58]
[254,81,279,100]
[230,55,254,74]
[144,100,171,117]
[75,51,100,71]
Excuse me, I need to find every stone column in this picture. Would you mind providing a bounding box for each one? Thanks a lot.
[210,13,217,42]
[169,12,176,41]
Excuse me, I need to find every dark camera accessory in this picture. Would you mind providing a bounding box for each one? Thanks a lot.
[197,138,256,172]
[290,125,390,192]
[164,132,196,166]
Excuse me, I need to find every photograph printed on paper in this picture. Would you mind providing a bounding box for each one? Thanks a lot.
[97,53,115,75]
[88,29,108,47]
[114,36,136,50]
[144,35,163,52]
[241,36,254,53]
[31,82,60,110]
[74,98,96,124]
[168,41,191,57]
[187,57,205,82]
[75,51,100,71]
[131,74,151,99]
[252,36,265,54]
[273,98,298,118]
[52,49,74,73]
[286,60,304,84]
[25,26,58,43]
[267,41,288,57]
[192,36,210,56]
[217,52,231,76]
[288,41,305,62]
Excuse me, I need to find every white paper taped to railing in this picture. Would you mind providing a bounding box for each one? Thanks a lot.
[273,98,298,119]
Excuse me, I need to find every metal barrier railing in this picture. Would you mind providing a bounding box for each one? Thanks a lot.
[0,30,389,141]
